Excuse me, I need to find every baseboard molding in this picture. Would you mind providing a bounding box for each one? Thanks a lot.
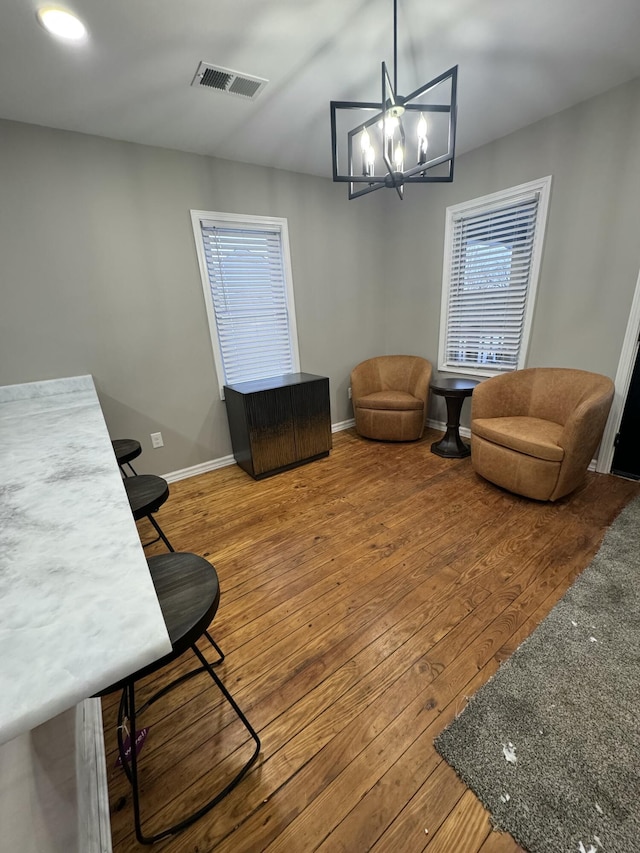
[164,454,235,483]
[332,418,355,433]
[427,418,471,439]
[164,419,356,483]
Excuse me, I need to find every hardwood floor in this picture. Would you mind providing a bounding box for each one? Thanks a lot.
[102,428,640,852]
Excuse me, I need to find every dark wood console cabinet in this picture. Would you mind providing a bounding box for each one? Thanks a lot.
[224,373,332,479]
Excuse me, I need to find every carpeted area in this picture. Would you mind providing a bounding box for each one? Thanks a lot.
[434,494,640,853]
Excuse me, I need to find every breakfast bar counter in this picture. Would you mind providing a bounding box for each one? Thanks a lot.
[0,375,172,851]
[0,374,171,742]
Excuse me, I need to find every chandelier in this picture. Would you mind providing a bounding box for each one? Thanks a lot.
[330,0,458,200]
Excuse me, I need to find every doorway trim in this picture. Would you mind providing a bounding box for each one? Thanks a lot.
[597,266,640,473]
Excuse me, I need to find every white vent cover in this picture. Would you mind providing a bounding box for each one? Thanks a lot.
[191,62,268,100]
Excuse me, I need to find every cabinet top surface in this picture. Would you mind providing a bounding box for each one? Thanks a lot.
[225,372,329,395]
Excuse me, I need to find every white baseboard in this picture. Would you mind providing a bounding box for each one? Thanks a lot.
[332,418,355,433]
[427,418,471,439]
[164,454,236,483]
[164,419,355,483]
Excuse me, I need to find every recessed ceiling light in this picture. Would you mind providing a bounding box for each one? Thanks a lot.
[37,7,87,41]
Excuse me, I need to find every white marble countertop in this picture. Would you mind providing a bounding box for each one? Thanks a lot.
[0,375,172,745]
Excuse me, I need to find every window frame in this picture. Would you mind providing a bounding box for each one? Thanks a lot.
[190,209,300,399]
[438,176,552,379]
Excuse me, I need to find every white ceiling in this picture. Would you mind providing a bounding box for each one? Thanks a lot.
[1,0,640,178]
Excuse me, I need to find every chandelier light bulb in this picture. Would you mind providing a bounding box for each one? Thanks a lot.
[379,115,400,137]
[417,112,429,165]
[394,144,404,171]
[361,128,375,177]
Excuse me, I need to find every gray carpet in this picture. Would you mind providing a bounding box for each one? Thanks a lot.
[434,495,640,853]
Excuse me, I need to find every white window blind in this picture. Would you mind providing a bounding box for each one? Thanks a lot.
[439,177,551,376]
[191,212,299,394]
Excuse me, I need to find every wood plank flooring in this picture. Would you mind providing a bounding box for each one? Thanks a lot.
[102,428,640,852]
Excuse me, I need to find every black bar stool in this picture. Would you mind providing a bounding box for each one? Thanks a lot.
[101,552,261,845]
[112,438,142,477]
[124,474,174,552]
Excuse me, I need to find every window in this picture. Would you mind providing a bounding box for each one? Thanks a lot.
[191,211,300,397]
[438,176,552,377]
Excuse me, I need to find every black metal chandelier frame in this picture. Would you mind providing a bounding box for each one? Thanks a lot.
[330,0,458,200]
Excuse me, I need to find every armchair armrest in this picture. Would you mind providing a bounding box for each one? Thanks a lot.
[408,361,433,403]
[553,383,614,497]
[350,360,381,401]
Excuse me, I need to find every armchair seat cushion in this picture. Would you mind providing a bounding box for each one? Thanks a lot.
[356,390,424,412]
[472,416,565,462]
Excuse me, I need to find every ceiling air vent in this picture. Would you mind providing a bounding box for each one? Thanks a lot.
[191,62,268,100]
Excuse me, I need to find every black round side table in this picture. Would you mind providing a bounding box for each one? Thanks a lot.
[430,376,480,458]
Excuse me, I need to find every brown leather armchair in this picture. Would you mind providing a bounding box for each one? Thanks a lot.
[471,367,614,501]
[351,355,432,441]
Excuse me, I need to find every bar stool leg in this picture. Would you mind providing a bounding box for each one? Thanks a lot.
[116,687,133,785]
[204,631,225,663]
[116,640,261,844]
[114,681,145,842]
[136,633,225,715]
[146,514,174,552]
[191,644,260,760]
[125,681,148,846]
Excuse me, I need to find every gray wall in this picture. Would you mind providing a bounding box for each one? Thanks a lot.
[383,76,640,425]
[0,119,385,473]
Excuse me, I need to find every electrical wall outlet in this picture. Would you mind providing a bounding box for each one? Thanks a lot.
[150,432,164,449]
[348,386,352,399]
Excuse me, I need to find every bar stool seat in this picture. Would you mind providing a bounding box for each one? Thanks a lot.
[112,438,142,476]
[124,474,173,552]
[102,552,261,844]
